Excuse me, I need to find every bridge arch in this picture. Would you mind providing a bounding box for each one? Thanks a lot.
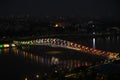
[13,38,119,60]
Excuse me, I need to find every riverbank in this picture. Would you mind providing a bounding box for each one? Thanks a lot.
[13,33,120,40]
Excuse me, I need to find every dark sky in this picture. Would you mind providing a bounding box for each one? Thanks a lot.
[0,0,120,19]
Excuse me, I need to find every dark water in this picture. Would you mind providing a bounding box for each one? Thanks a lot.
[0,36,120,79]
[61,36,120,53]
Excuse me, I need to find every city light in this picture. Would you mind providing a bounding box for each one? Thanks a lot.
[36,74,40,78]
[0,44,3,48]
[11,44,16,47]
[3,44,10,48]
[55,24,59,27]
[25,77,28,80]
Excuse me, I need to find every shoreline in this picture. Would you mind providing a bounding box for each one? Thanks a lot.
[14,33,120,40]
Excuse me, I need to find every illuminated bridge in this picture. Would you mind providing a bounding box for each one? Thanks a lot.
[13,38,119,60]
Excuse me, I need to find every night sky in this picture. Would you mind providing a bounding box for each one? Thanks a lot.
[0,0,120,19]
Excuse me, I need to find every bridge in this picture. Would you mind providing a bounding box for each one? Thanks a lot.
[13,38,119,60]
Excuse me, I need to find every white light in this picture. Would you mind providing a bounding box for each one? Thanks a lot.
[93,38,96,49]
[25,78,28,80]
[92,25,95,27]
[36,74,39,78]
[93,32,95,34]
[11,44,16,47]
[55,70,58,73]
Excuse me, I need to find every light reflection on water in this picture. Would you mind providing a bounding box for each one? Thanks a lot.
[12,47,104,69]
[89,36,120,53]
[10,48,108,69]
[0,36,119,68]
[93,38,96,49]
[0,37,114,71]
[0,49,2,54]
[46,51,63,54]
[0,48,10,54]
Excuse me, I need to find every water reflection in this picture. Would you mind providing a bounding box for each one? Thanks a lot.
[0,48,10,54]
[90,36,120,53]
[0,49,2,54]
[12,47,105,70]
[93,38,96,49]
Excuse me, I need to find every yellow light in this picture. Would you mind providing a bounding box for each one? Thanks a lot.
[3,44,10,48]
[55,24,59,27]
